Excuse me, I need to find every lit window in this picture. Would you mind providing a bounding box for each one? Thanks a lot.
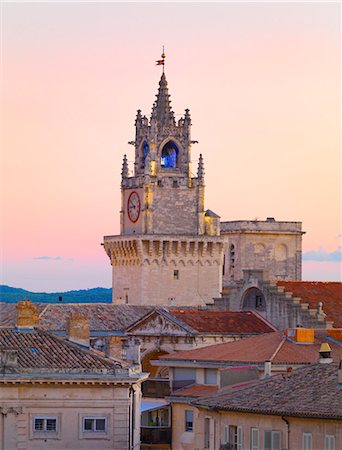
[33,417,58,433]
[185,410,193,432]
[161,141,179,168]
[83,417,107,433]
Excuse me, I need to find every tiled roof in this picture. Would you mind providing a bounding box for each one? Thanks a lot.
[193,363,342,419]
[0,328,124,374]
[168,310,276,334]
[0,303,153,331]
[173,384,218,398]
[161,330,342,365]
[276,281,342,327]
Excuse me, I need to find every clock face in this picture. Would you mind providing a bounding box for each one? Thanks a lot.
[127,191,141,223]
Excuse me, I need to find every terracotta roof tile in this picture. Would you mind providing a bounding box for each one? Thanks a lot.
[276,281,342,327]
[193,363,342,419]
[173,384,218,398]
[0,328,123,373]
[0,303,153,331]
[168,310,275,334]
[161,330,342,365]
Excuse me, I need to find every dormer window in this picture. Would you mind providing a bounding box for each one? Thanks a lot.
[161,141,179,168]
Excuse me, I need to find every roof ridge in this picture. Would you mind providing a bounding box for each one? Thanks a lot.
[269,336,287,362]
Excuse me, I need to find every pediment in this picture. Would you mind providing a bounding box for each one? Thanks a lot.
[126,311,190,336]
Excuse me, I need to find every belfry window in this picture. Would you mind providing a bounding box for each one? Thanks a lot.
[161,141,179,168]
[141,141,149,168]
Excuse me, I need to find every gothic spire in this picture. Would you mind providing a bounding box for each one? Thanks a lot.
[197,153,205,183]
[121,154,129,178]
[151,73,175,127]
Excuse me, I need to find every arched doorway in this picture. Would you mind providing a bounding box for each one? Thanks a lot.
[242,287,266,311]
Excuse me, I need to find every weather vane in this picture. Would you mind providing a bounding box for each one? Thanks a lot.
[156,46,166,73]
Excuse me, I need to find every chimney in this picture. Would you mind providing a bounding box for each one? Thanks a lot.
[338,360,342,385]
[126,338,141,365]
[319,343,332,364]
[107,336,123,359]
[66,312,90,347]
[264,360,271,378]
[0,348,18,373]
[16,299,39,329]
[285,328,314,344]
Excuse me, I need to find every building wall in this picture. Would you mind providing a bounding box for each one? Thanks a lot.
[0,382,141,450]
[221,220,303,282]
[171,406,342,450]
[171,402,198,450]
[106,236,223,306]
[149,181,201,235]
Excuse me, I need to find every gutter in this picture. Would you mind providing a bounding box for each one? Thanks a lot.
[281,416,290,450]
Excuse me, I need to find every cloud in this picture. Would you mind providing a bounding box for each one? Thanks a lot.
[33,256,63,261]
[303,247,342,262]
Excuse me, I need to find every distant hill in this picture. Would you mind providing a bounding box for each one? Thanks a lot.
[0,285,112,303]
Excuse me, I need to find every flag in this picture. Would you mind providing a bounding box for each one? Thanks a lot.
[156,60,164,66]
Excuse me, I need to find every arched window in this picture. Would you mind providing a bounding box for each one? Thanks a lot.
[161,141,179,168]
[229,244,235,279]
[141,141,149,168]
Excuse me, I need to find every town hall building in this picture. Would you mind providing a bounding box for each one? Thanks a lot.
[103,71,304,307]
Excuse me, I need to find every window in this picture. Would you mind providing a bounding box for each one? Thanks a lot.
[325,435,335,450]
[264,431,281,450]
[185,410,193,432]
[83,417,107,433]
[250,428,259,450]
[173,270,179,280]
[161,141,179,168]
[204,369,217,385]
[224,425,229,444]
[204,417,210,449]
[229,425,238,449]
[33,417,58,433]
[302,433,312,450]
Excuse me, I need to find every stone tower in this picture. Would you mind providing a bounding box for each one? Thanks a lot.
[104,73,223,305]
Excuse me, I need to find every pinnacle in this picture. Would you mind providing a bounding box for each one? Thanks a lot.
[151,72,175,126]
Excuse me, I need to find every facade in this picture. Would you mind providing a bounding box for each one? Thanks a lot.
[154,327,342,449]
[215,276,342,330]
[0,301,147,450]
[103,73,224,306]
[191,363,342,450]
[103,72,306,308]
[221,219,304,283]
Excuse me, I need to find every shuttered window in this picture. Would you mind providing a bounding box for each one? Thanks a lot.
[325,435,335,450]
[237,426,243,450]
[250,428,259,450]
[302,433,312,450]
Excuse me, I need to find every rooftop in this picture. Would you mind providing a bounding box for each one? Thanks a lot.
[0,327,130,376]
[159,329,342,366]
[167,310,276,335]
[192,363,342,420]
[0,303,153,331]
[276,281,342,327]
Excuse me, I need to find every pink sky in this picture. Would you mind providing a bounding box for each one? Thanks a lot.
[1,2,341,291]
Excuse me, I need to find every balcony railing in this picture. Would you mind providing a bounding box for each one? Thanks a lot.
[141,427,172,444]
[142,378,170,398]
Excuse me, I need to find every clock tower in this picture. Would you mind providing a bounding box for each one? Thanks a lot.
[104,71,223,305]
